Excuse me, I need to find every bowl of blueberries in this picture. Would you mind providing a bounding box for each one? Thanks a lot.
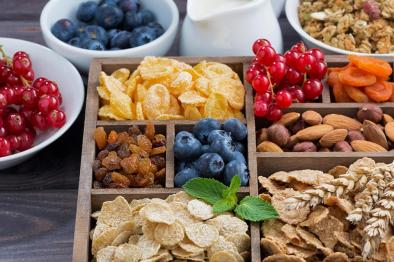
[40,0,179,72]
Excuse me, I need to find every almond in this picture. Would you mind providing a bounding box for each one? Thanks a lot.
[277,112,300,127]
[362,120,388,149]
[323,114,362,130]
[385,122,394,142]
[257,141,283,152]
[350,140,387,152]
[302,110,322,126]
[319,129,348,148]
[295,124,334,141]
[383,114,394,125]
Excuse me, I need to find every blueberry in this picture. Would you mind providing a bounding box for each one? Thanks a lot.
[235,142,245,154]
[200,144,211,154]
[75,21,87,37]
[223,160,249,186]
[174,168,200,187]
[193,118,221,144]
[175,161,195,173]
[129,26,157,47]
[123,11,140,31]
[195,153,225,178]
[77,1,98,22]
[68,37,82,47]
[174,131,201,161]
[79,25,108,46]
[118,0,140,12]
[99,0,119,5]
[82,39,106,50]
[223,118,247,141]
[147,22,165,37]
[96,3,124,29]
[51,19,76,42]
[110,47,121,50]
[137,10,155,25]
[110,31,131,49]
[207,130,231,144]
[228,151,246,164]
[210,138,236,162]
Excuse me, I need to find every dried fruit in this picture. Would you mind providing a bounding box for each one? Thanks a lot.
[138,158,153,176]
[111,172,131,187]
[108,130,118,144]
[137,135,152,154]
[268,124,290,147]
[257,128,269,144]
[150,156,165,170]
[94,127,107,150]
[120,154,140,174]
[102,151,121,170]
[117,143,130,158]
[152,134,166,147]
[144,122,155,140]
[357,104,383,123]
[319,129,348,148]
[302,110,322,126]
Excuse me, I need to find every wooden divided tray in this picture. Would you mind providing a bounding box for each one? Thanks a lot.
[73,56,394,262]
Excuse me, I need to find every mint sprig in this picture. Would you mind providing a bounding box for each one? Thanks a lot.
[183,176,278,222]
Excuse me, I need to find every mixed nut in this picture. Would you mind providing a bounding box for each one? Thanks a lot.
[257,104,394,152]
[92,123,166,188]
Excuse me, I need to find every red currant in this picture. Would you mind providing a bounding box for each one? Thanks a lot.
[254,100,268,117]
[0,65,11,83]
[297,53,317,74]
[6,72,21,86]
[275,90,292,109]
[256,46,276,66]
[17,131,35,151]
[21,88,38,109]
[13,51,29,59]
[285,68,303,85]
[290,42,306,53]
[58,94,63,105]
[245,68,260,84]
[5,113,26,134]
[38,95,59,114]
[287,86,306,103]
[32,111,48,130]
[284,51,301,68]
[255,92,272,104]
[306,48,325,62]
[268,61,287,84]
[24,69,35,82]
[46,109,66,128]
[252,39,271,55]
[0,86,16,105]
[252,75,270,93]
[274,54,286,63]
[0,127,6,137]
[0,93,7,109]
[266,104,283,122]
[37,80,58,97]
[309,61,327,79]
[6,135,20,152]
[303,79,323,100]
[0,137,11,157]
[12,85,25,104]
[20,107,34,123]
[13,55,32,76]
[33,77,47,89]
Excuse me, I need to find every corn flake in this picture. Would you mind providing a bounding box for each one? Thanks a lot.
[204,93,229,119]
[143,84,171,120]
[111,68,130,83]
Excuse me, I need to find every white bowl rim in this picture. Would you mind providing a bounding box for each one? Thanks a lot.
[285,0,394,57]
[0,37,85,163]
[40,0,179,56]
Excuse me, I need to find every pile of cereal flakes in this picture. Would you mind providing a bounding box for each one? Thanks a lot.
[91,192,251,262]
[298,0,394,54]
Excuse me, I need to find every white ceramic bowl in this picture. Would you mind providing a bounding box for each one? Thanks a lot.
[40,0,179,73]
[271,0,285,17]
[0,38,84,169]
[286,0,394,58]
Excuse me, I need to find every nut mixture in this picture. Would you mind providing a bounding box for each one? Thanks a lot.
[91,192,251,261]
[259,157,394,261]
[298,0,394,54]
[93,123,166,188]
[257,104,394,152]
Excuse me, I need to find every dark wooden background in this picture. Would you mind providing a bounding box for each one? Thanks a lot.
[0,1,299,261]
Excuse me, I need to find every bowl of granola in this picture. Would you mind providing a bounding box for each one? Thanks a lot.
[286,0,394,57]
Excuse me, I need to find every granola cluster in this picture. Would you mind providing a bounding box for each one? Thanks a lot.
[298,0,394,54]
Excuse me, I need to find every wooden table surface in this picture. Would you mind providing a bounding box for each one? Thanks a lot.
[0,1,299,261]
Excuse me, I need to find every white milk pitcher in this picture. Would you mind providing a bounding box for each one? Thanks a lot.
[180,0,283,56]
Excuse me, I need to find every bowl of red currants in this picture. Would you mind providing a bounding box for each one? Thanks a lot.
[0,38,84,169]
[40,0,179,72]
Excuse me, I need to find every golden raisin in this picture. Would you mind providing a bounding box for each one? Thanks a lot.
[101,151,121,170]
[108,130,118,144]
[138,158,153,176]
[120,154,140,174]
[150,156,165,170]
[117,132,130,144]
[137,135,152,153]
[129,144,149,158]
[152,134,166,147]
[145,122,155,140]
[150,146,166,156]
[155,168,166,180]
[94,127,107,149]
[111,172,131,187]
[128,125,141,136]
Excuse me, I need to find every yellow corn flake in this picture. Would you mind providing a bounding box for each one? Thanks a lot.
[102,72,126,93]
[210,77,245,110]
[111,68,130,83]
[194,77,210,97]
[125,75,141,98]
[168,95,182,115]
[110,91,133,119]
[139,57,176,80]
[98,105,126,120]
[194,61,238,80]
[142,84,171,120]
[178,91,207,107]
[204,93,228,119]
[156,114,184,120]
[97,85,111,101]
[134,84,147,103]
[169,71,193,96]
[184,68,203,80]
[136,102,145,120]
[184,105,202,120]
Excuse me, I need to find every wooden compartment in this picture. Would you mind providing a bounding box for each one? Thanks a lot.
[73,56,394,262]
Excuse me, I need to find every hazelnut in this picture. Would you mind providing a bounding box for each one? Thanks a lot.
[347,130,365,142]
[291,120,305,134]
[357,104,383,123]
[257,128,269,144]
[267,124,290,147]
[334,141,353,152]
[293,142,317,152]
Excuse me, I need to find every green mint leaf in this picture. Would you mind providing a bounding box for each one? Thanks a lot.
[213,194,237,213]
[234,196,278,222]
[222,175,241,199]
[183,178,227,205]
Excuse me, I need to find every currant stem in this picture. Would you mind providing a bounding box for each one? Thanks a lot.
[20,76,30,87]
[0,45,12,66]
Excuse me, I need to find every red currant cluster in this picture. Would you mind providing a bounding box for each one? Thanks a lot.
[246,39,327,121]
[0,49,66,157]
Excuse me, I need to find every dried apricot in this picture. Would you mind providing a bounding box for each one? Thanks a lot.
[344,85,369,103]
[94,127,107,149]
[388,82,394,102]
[137,135,152,153]
[332,83,353,102]
[145,122,155,140]
[364,81,393,102]
[327,72,340,87]
[328,64,350,73]
[107,130,118,144]
[338,66,376,87]
[348,55,392,78]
